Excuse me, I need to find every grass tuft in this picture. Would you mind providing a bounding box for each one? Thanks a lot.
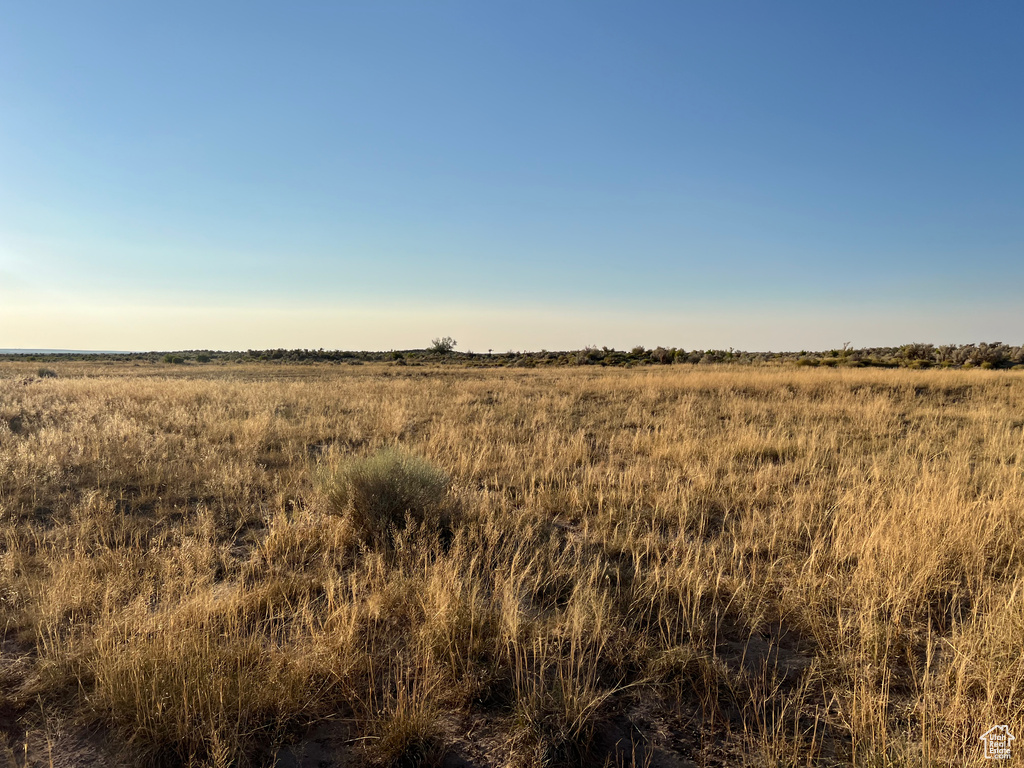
[320,448,453,548]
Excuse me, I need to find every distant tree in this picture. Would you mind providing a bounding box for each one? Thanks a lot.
[652,346,672,364]
[430,336,457,354]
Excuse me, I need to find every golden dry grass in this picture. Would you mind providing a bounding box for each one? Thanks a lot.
[0,361,1022,767]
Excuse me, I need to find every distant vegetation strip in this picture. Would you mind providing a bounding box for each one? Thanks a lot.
[2,342,1024,369]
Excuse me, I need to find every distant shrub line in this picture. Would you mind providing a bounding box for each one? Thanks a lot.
[5,342,1024,369]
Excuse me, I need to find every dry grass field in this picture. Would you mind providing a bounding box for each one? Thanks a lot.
[1,361,1021,767]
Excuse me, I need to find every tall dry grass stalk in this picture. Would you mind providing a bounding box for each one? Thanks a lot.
[0,361,1021,766]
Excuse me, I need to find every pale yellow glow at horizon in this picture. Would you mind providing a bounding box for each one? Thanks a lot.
[1,300,1020,353]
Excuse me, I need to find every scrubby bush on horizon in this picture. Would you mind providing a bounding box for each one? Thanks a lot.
[320,448,454,547]
[429,336,457,354]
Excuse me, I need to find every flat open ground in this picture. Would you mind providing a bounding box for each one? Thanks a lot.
[1,362,1021,767]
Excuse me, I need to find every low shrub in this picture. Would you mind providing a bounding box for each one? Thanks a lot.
[320,448,453,547]
[37,367,58,378]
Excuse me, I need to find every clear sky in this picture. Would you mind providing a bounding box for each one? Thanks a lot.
[2,2,1022,352]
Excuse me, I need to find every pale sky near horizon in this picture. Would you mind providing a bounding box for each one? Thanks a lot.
[2,2,1022,352]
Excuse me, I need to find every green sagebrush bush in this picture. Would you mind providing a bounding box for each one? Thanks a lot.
[321,448,453,546]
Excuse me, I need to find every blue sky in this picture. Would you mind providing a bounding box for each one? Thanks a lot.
[2,2,1022,351]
